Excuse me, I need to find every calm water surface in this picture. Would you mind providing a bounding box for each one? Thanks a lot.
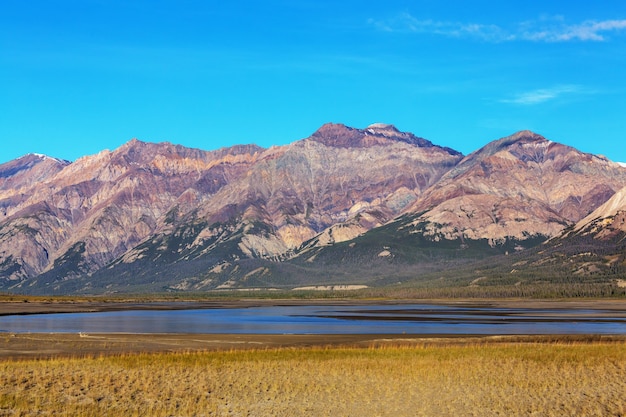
[2,304,626,335]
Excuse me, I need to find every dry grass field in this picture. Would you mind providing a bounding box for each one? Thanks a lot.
[1,340,625,416]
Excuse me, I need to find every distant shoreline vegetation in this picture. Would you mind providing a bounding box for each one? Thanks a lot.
[1,281,626,303]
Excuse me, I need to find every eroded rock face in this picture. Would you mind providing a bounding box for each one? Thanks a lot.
[194,125,461,241]
[1,125,626,292]
[403,131,626,245]
[0,141,263,284]
[573,186,626,238]
[0,124,462,287]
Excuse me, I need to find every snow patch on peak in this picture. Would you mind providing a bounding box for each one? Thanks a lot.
[618,162,626,168]
[23,153,66,164]
[29,153,67,165]
[521,139,552,149]
[365,123,401,134]
[365,123,402,137]
[367,123,395,130]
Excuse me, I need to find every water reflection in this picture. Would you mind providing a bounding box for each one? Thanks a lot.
[2,304,626,335]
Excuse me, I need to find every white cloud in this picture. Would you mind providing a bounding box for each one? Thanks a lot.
[368,13,511,41]
[369,13,626,43]
[519,18,626,42]
[500,85,585,105]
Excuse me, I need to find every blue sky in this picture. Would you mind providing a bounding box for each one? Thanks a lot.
[2,0,626,164]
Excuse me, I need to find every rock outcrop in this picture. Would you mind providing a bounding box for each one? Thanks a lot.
[573,186,626,238]
[402,131,626,246]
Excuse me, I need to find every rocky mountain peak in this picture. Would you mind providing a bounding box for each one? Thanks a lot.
[364,123,438,148]
[309,123,461,154]
[0,153,70,193]
[113,139,201,169]
[508,130,545,141]
[0,153,68,179]
[112,139,263,166]
[406,128,626,248]
[114,138,157,162]
[309,123,362,147]
[472,130,548,157]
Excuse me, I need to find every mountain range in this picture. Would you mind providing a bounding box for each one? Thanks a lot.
[1,123,625,294]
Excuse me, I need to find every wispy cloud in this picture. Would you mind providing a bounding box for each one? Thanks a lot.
[518,17,626,42]
[369,13,626,43]
[368,13,511,42]
[500,85,586,105]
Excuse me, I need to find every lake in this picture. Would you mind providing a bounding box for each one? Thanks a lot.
[2,304,626,335]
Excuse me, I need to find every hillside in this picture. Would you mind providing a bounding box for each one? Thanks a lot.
[1,124,626,294]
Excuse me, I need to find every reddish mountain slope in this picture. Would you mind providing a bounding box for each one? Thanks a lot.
[1,125,625,293]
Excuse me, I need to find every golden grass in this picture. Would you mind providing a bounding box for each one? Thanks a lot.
[1,342,625,416]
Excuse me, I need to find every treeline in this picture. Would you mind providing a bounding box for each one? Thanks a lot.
[359,282,626,299]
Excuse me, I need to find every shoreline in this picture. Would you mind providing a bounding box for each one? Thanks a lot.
[2,332,625,361]
[2,297,626,317]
